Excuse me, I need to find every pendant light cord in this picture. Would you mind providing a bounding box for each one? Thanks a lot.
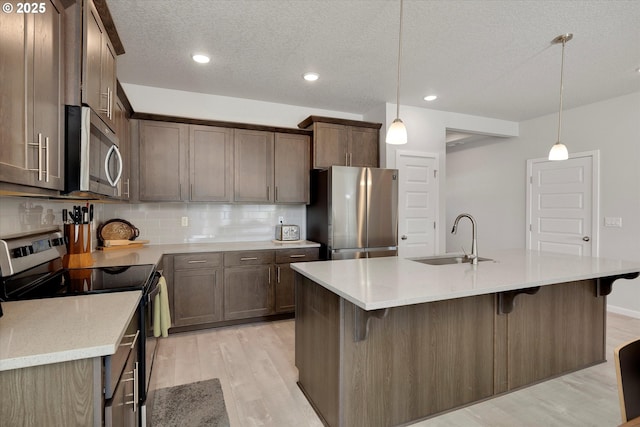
[556,39,566,143]
[395,0,404,119]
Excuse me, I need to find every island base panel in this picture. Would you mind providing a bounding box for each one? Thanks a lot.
[295,275,606,427]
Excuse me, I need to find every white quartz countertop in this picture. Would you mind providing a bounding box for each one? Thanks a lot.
[0,291,141,371]
[291,249,640,310]
[90,240,320,268]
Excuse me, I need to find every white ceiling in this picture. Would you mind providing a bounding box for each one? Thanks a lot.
[107,0,640,122]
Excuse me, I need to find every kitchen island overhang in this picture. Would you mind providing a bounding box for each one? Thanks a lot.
[292,249,640,427]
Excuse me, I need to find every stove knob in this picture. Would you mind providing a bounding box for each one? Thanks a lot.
[12,247,27,258]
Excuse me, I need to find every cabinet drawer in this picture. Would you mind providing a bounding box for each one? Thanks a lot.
[276,248,319,264]
[174,253,223,270]
[224,250,274,266]
[104,312,138,400]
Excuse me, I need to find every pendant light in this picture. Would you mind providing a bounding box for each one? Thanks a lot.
[548,33,573,161]
[386,0,407,145]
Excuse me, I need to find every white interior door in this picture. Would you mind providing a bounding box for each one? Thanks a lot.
[396,151,438,258]
[526,151,599,256]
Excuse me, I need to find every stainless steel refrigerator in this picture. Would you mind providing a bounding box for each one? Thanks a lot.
[307,166,398,260]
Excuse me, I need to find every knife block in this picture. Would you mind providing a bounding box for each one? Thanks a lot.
[63,223,94,268]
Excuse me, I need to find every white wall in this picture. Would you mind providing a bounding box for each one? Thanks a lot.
[364,103,518,252]
[446,92,640,317]
[122,83,362,128]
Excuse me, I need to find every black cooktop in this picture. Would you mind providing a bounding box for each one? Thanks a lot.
[1,261,155,301]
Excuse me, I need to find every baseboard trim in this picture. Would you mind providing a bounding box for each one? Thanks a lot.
[607,305,640,319]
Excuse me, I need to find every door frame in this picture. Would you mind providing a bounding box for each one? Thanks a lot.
[525,150,600,256]
[395,149,440,256]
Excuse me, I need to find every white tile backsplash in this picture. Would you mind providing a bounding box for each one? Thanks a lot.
[102,202,306,244]
[0,196,306,244]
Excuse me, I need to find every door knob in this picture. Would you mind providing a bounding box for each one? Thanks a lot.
[401,235,408,240]
[582,236,590,242]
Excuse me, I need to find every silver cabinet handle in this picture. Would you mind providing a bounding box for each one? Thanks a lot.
[268,267,271,284]
[100,89,109,115]
[289,254,306,258]
[119,330,140,349]
[187,260,207,264]
[28,133,43,181]
[124,179,130,197]
[349,153,353,166]
[345,152,348,166]
[240,257,258,261]
[267,186,270,200]
[44,136,49,182]
[37,133,43,181]
[401,235,408,240]
[583,236,590,242]
[275,186,278,202]
[124,361,139,412]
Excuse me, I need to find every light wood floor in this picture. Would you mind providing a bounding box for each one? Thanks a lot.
[149,312,640,427]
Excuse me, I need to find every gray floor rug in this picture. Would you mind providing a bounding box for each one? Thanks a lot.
[151,378,231,427]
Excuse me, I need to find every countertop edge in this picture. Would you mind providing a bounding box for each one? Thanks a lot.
[0,291,141,372]
[291,251,640,311]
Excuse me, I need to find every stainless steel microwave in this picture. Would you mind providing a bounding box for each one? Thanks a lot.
[64,105,123,198]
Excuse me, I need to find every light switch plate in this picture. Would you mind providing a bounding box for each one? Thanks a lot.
[181,216,189,227]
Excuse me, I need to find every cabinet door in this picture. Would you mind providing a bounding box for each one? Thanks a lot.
[313,122,348,169]
[274,133,310,203]
[138,121,188,201]
[0,0,63,190]
[174,268,223,326]
[349,127,379,168]
[0,11,29,186]
[190,125,233,202]
[275,248,319,313]
[224,265,274,320]
[83,0,103,114]
[30,1,63,190]
[100,39,117,127]
[233,130,274,202]
[275,264,295,313]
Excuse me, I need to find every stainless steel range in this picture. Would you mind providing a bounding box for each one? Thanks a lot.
[0,228,160,425]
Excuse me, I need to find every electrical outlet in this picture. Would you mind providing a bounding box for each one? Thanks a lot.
[604,217,622,227]
[278,216,285,224]
[181,216,189,227]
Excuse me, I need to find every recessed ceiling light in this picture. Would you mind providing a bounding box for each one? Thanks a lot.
[192,54,210,64]
[423,95,438,101]
[303,72,319,82]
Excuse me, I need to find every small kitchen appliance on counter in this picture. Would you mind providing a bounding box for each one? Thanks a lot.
[276,224,300,241]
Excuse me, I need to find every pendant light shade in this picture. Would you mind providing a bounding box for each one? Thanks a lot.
[548,142,569,161]
[386,0,407,145]
[386,118,408,145]
[548,33,573,161]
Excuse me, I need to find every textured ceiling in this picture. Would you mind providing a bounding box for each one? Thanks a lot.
[107,0,640,122]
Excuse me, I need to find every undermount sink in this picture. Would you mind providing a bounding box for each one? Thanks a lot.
[410,255,493,265]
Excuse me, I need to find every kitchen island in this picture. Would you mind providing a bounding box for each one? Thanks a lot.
[291,249,640,427]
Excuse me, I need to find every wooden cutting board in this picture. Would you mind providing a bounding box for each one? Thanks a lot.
[102,239,150,247]
[98,239,149,251]
[98,242,146,251]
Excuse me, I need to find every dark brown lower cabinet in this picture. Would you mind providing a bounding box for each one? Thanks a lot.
[275,248,320,313]
[224,264,274,320]
[275,264,295,313]
[172,253,223,327]
[168,248,319,329]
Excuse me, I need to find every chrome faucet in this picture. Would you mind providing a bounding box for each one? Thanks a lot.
[451,213,478,265]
